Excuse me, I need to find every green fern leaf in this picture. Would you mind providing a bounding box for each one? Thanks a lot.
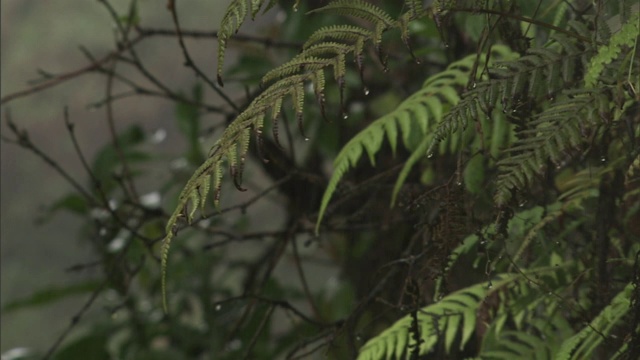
[585,11,640,88]
[216,0,281,85]
[309,0,394,27]
[494,90,611,206]
[315,55,469,233]
[315,46,518,234]
[304,25,373,49]
[357,274,528,360]
[428,32,596,156]
[555,283,633,360]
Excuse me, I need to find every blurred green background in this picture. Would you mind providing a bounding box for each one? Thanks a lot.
[0,0,242,353]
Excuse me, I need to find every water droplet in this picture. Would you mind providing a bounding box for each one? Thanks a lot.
[456,181,462,186]
[444,43,449,48]
[292,3,298,12]
[108,236,126,253]
[427,152,434,158]
[600,156,606,162]
[150,128,167,144]
[215,304,222,311]
[472,82,477,89]
[518,200,527,207]
[487,282,493,289]
[140,192,161,208]
[342,113,349,120]
[304,137,310,141]
[363,87,370,96]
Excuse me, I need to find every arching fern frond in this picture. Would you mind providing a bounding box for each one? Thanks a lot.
[494,89,611,205]
[315,46,518,233]
[357,266,574,360]
[584,10,640,88]
[304,25,374,49]
[555,283,633,360]
[314,53,472,233]
[310,0,393,26]
[216,0,283,85]
[163,0,428,312]
[429,30,595,151]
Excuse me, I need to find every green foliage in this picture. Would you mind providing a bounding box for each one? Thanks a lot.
[216,0,282,85]
[161,0,426,312]
[7,0,640,359]
[157,0,639,356]
[585,11,640,88]
[316,46,518,231]
[555,284,634,360]
[357,269,572,360]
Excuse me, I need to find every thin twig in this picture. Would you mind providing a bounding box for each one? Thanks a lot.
[167,0,240,113]
[104,59,139,200]
[136,27,302,49]
[3,110,96,205]
[291,232,323,320]
[0,35,144,105]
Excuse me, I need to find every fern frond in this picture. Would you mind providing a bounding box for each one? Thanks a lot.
[309,0,394,27]
[216,0,282,85]
[164,0,430,311]
[429,31,594,151]
[309,0,395,48]
[494,89,611,205]
[261,57,335,85]
[357,277,494,360]
[304,25,373,49]
[555,283,633,360]
[358,267,573,360]
[314,54,471,233]
[585,11,640,88]
[315,46,518,233]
